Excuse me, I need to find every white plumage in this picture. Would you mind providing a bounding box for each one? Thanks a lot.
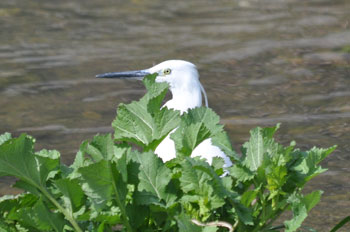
[97,60,232,168]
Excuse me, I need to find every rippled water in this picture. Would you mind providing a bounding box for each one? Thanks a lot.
[1,0,349,230]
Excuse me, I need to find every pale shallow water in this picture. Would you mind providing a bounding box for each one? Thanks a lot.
[0,0,349,230]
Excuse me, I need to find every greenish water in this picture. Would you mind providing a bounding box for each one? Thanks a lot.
[0,0,349,230]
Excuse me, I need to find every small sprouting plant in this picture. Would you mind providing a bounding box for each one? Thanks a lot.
[0,74,336,231]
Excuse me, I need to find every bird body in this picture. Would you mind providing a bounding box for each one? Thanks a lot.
[97,60,232,167]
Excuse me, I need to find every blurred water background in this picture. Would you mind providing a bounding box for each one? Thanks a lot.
[0,0,349,230]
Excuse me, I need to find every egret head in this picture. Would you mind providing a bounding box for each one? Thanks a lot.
[97,60,197,86]
[96,60,208,107]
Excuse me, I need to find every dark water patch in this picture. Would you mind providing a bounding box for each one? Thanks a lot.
[302,91,350,101]
[82,89,145,102]
[303,52,350,65]
[287,68,314,78]
[296,15,338,26]
[248,75,287,85]
[1,78,127,96]
[17,124,112,134]
[202,31,350,62]
[221,112,350,125]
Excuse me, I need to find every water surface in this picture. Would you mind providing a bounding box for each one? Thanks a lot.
[0,0,349,230]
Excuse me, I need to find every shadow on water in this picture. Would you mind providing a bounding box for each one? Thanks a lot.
[0,0,349,230]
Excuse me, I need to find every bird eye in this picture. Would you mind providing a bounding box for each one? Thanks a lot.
[163,68,171,75]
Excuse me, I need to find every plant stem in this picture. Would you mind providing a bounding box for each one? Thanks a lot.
[266,225,285,230]
[17,177,83,232]
[191,219,234,232]
[232,220,239,231]
[263,205,287,231]
[110,164,133,232]
[41,188,83,232]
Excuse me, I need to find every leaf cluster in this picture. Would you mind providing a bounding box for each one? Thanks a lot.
[0,75,336,231]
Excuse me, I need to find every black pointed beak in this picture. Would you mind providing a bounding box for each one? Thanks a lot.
[96,70,150,80]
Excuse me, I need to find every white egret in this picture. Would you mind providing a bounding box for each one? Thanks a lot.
[96,60,232,167]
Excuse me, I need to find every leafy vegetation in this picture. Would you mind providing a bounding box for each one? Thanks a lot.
[0,74,337,231]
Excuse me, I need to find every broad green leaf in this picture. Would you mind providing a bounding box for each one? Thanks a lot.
[0,221,17,232]
[64,142,96,179]
[221,176,233,191]
[143,73,169,106]
[177,215,218,232]
[172,122,210,156]
[284,193,308,232]
[241,187,260,207]
[211,156,225,173]
[178,215,220,231]
[90,206,121,224]
[13,180,41,196]
[151,107,181,148]
[185,107,222,134]
[269,140,294,167]
[266,165,287,194]
[262,123,280,139]
[113,74,180,147]
[8,207,40,231]
[292,146,336,185]
[79,157,130,232]
[78,135,129,209]
[0,134,56,189]
[54,178,85,212]
[66,150,86,178]
[0,194,21,213]
[31,198,66,232]
[182,192,224,220]
[185,157,228,197]
[187,157,239,210]
[81,134,115,161]
[127,156,141,185]
[126,204,149,228]
[211,132,239,161]
[243,127,265,171]
[113,101,155,145]
[303,190,323,212]
[176,213,202,232]
[134,190,163,206]
[134,151,173,204]
[183,191,224,220]
[97,222,109,232]
[35,149,61,180]
[0,193,37,217]
[0,132,11,146]
[115,149,128,183]
[264,164,288,209]
[10,198,65,232]
[79,160,118,209]
[171,107,225,156]
[230,202,254,226]
[179,158,231,220]
[179,158,210,193]
[203,227,218,232]
[242,125,281,171]
[228,164,255,183]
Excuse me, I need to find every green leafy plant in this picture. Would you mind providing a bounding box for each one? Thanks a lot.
[0,74,337,231]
